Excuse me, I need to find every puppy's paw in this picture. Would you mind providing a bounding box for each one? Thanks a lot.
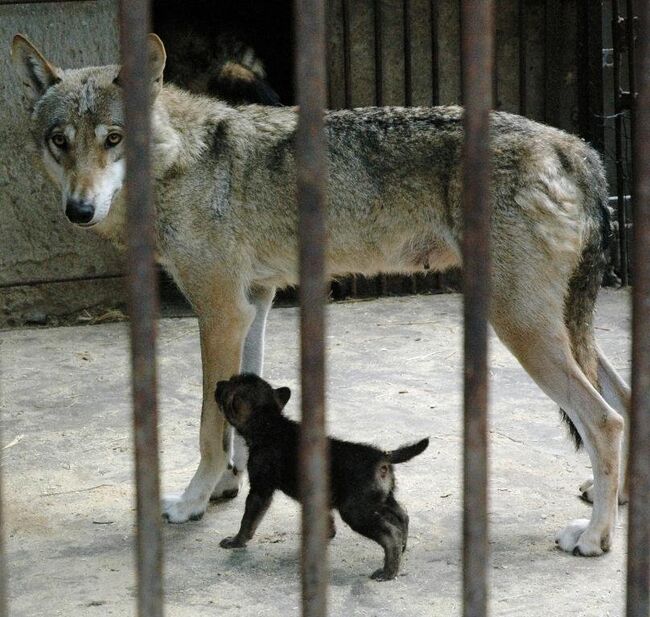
[370,568,397,582]
[220,536,246,549]
[555,519,610,556]
[211,466,243,501]
[161,494,206,524]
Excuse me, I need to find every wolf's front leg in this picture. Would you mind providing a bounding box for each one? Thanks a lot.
[212,286,275,500]
[163,289,255,523]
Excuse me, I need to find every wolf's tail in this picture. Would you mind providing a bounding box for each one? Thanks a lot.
[561,144,611,449]
[387,438,429,464]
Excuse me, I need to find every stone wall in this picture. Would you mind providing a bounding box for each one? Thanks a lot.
[0,0,125,327]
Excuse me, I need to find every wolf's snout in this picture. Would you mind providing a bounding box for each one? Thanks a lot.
[65,198,95,225]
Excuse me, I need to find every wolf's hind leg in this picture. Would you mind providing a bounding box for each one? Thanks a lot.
[580,347,630,505]
[163,282,255,523]
[493,318,623,556]
[211,286,275,500]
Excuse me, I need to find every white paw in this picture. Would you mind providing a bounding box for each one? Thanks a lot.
[555,519,607,556]
[211,466,243,500]
[579,478,628,505]
[161,494,207,523]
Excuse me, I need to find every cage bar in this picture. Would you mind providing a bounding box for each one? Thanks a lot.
[295,0,330,616]
[612,0,630,284]
[460,1,494,616]
[118,1,164,616]
[627,1,650,613]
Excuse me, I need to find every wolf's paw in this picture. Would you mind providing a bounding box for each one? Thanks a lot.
[220,536,246,549]
[555,519,610,556]
[211,466,242,501]
[579,478,628,505]
[161,494,206,524]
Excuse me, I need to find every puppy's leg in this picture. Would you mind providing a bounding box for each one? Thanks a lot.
[163,283,255,523]
[339,503,403,581]
[580,347,630,505]
[220,489,274,548]
[212,286,275,500]
[383,494,409,552]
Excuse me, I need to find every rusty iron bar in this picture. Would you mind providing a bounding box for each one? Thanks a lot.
[612,0,630,285]
[295,0,329,616]
[430,0,439,105]
[118,1,163,616]
[0,426,7,617]
[340,0,356,297]
[627,0,650,613]
[374,0,384,105]
[460,1,494,616]
[403,0,412,106]
[518,0,527,115]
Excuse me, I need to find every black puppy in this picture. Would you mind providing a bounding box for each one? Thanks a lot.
[215,373,429,581]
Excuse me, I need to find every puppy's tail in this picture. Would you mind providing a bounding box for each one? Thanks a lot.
[387,438,429,464]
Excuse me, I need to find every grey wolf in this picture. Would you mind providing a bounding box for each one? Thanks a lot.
[215,373,428,580]
[11,33,630,558]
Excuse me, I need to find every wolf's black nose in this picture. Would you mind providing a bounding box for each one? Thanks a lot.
[65,198,95,225]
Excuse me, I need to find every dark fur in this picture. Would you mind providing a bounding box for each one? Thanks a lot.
[160,28,281,106]
[215,373,428,581]
[561,148,611,449]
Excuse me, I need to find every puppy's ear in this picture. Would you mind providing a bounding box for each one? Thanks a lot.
[274,387,291,409]
[114,33,166,100]
[11,34,61,110]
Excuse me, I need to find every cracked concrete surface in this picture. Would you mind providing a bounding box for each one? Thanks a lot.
[1,290,631,616]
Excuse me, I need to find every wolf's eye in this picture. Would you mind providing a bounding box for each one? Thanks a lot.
[105,133,123,148]
[51,134,67,149]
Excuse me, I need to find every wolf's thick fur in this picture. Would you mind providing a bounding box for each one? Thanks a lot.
[12,34,630,557]
[215,373,428,580]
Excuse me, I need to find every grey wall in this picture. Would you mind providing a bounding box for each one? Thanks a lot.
[0,0,125,328]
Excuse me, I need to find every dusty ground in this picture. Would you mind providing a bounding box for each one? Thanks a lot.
[1,290,631,616]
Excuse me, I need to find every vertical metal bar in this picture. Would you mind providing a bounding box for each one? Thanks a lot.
[0,423,7,617]
[430,0,440,105]
[612,0,630,284]
[543,0,562,126]
[518,0,527,115]
[342,0,352,109]
[341,0,356,298]
[403,0,413,106]
[295,1,329,616]
[118,2,163,616]
[374,0,389,296]
[374,0,384,105]
[627,1,650,613]
[460,1,494,616]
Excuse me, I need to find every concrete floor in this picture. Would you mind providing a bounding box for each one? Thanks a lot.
[1,290,632,617]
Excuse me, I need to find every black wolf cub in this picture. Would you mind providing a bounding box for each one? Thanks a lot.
[215,373,428,580]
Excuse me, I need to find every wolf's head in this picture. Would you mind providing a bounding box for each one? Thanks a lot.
[11,33,166,229]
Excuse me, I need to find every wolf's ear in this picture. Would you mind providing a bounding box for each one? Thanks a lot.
[147,33,166,97]
[274,387,291,409]
[114,34,166,99]
[11,34,61,109]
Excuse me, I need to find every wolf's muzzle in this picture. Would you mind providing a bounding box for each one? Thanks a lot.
[65,198,95,225]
